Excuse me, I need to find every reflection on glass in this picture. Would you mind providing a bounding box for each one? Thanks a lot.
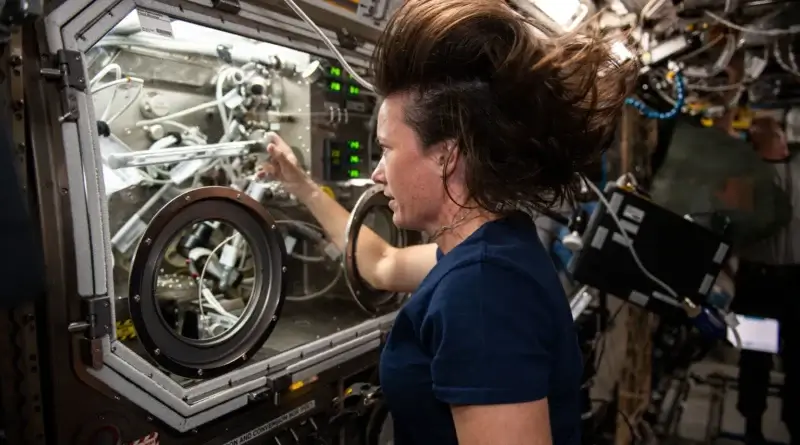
[157,220,254,341]
[361,207,397,245]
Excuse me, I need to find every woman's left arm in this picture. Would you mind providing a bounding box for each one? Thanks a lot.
[451,401,552,445]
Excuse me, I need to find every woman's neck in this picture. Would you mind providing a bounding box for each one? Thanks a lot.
[428,201,499,254]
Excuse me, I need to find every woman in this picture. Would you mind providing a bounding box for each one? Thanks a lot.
[263,1,634,443]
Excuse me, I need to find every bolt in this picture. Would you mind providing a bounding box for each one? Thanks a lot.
[9,55,22,66]
[154,348,160,355]
[185,195,191,201]
[272,315,278,321]
[145,238,152,245]
[133,295,141,302]
[197,369,203,376]
[282,266,287,273]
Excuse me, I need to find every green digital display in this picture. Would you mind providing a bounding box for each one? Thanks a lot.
[330,149,341,158]
[348,169,360,178]
[348,140,360,150]
[349,155,360,164]
[329,66,342,77]
[329,81,341,92]
[348,85,360,96]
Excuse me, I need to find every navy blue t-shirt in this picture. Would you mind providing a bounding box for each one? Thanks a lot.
[380,213,582,445]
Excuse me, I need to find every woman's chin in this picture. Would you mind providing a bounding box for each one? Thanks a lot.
[391,211,410,230]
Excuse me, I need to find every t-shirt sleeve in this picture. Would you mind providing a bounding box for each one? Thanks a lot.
[423,261,557,406]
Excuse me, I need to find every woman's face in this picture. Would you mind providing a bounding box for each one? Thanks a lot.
[371,95,447,231]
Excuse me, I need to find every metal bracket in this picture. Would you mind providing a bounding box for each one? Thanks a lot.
[212,0,241,14]
[68,296,112,369]
[39,49,86,123]
[335,28,360,51]
[356,0,391,21]
[84,295,113,339]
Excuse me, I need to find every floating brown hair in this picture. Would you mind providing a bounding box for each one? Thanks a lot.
[372,0,637,213]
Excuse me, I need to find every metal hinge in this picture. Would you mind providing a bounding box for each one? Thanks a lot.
[39,49,86,123]
[68,295,113,369]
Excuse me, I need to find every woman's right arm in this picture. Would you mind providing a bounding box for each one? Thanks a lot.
[263,133,437,293]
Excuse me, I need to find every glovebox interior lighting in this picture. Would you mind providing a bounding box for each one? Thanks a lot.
[528,0,588,31]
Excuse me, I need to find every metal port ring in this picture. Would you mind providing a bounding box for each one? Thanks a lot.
[128,186,286,379]
[343,184,423,315]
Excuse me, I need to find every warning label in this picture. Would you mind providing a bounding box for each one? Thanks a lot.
[137,9,174,38]
[219,400,316,445]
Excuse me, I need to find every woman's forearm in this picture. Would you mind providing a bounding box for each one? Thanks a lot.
[290,180,393,287]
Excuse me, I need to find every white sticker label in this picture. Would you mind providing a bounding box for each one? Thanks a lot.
[629,290,650,307]
[609,193,623,215]
[611,232,631,247]
[137,9,174,38]
[652,290,681,307]
[220,400,316,445]
[618,219,639,235]
[699,273,715,295]
[590,226,608,249]
[712,243,729,264]
[622,205,645,223]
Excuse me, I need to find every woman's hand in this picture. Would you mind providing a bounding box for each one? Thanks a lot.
[260,132,313,197]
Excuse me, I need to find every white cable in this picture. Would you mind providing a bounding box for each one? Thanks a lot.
[280,0,375,92]
[773,41,800,78]
[286,267,342,302]
[106,81,144,124]
[197,234,237,319]
[705,11,800,36]
[90,63,121,85]
[582,178,679,299]
[91,76,144,94]
[135,88,240,127]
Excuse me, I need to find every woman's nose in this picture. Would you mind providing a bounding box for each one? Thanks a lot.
[371,156,387,184]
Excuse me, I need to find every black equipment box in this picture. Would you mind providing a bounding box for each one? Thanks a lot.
[568,186,732,317]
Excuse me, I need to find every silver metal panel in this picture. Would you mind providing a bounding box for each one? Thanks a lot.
[54,122,95,296]
[141,0,371,69]
[110,312,392,406]
[243,0,399,43]
[65,0,132,52]
[97,316,387,426]
[288,337,381,383]
[104,344,266,416]
[43,0,95,51]
[49,0,397,428]
[86,365,250,432]
[61,1,125,298]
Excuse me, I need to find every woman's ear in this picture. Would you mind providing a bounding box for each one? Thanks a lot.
[430,140,459,177]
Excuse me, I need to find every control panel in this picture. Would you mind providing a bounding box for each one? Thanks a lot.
[309,58,378,181]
